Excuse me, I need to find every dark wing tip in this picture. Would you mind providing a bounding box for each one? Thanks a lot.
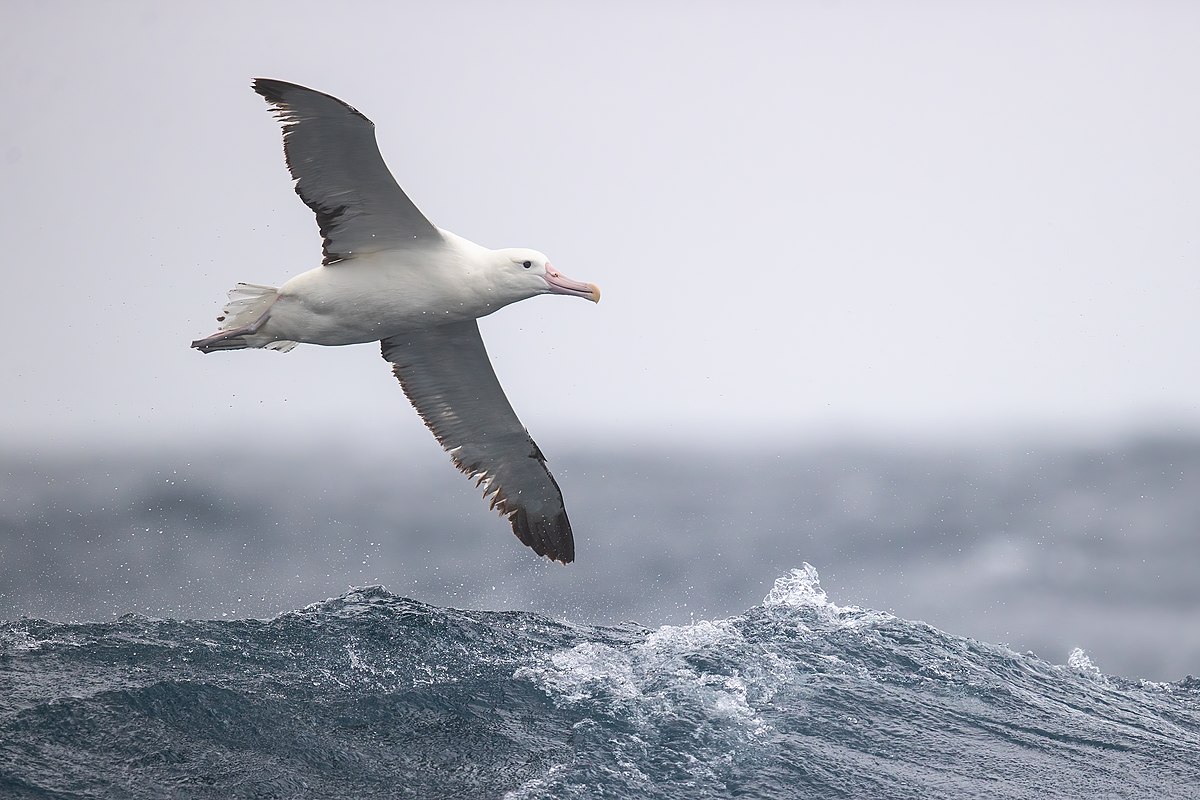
[251,77,293,104]
[510,507,575,564]
[250,78,372,124]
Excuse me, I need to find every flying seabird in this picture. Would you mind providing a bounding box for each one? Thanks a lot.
[191,79,600,564]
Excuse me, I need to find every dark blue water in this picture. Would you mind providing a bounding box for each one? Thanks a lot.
[3,565,1197,799]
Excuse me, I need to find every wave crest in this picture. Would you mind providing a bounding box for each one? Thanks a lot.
[762,562,830,608]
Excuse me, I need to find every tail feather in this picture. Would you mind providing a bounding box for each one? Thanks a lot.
[215,283,279,329]
[192,283,296,353]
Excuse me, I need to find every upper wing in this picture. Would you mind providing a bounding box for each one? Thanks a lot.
[381,322,575,563]
[252,78,441,265]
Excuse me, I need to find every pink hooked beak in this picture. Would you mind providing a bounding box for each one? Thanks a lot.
[544,264,601,303]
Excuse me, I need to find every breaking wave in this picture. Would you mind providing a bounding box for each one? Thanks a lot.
[2,566,1198,799]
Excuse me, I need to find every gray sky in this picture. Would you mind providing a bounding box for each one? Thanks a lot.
[3,2,1198,450]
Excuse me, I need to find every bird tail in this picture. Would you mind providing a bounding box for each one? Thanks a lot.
[191,283,297,353]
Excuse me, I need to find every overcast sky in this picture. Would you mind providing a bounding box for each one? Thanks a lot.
[3,2,1198,451]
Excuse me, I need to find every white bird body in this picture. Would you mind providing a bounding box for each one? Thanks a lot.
[247,231,546,347]
[192,79,598,563]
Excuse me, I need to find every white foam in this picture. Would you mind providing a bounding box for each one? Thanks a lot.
[762,563,831,609]
[1066,647,1109,684]
[500,764,570,800]
[518,616,766,734]
[760,563,885,632]
[536,642,638,704]
[0,628,44,653]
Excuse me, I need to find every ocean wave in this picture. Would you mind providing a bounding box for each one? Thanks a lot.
[2,567,1199,799]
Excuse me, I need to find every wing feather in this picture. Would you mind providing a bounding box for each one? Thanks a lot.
[252,78,440,265]
[381,322,575,563]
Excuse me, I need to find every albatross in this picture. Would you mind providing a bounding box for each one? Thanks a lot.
[191,79,599,564]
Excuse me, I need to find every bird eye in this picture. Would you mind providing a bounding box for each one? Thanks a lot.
[522,260,532,269]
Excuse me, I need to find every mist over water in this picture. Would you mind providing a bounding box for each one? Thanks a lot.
[3,434,1197,681]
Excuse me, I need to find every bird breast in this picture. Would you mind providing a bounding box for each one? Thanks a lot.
[268,256,501,346]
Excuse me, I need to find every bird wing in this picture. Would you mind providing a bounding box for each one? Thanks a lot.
[381,321,575,563]
[252,78,441,265]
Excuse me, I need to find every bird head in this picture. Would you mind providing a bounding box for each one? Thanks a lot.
[494,248,601,304]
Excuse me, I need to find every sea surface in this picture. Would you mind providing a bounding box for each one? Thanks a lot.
[2,566,1198,799]
[2,436,1199,796]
